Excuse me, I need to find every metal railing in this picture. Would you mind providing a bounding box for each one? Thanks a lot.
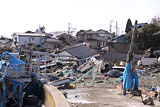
[0,63,41,80]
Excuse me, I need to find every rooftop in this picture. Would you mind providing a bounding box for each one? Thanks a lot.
[12,32,46,37]
[64,45,96,59]
[45,38,62,44]
[77,29,111,35]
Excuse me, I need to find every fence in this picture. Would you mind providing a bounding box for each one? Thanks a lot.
[0,63,41,80]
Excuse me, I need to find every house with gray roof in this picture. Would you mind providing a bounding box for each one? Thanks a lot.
[42,38,62,51]
[58,44,97,61]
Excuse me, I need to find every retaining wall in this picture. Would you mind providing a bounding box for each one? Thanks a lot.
[43,84,70,107]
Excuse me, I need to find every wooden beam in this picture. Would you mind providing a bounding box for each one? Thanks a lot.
[127,20,138,72]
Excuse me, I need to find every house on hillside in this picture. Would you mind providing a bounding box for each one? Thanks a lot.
[107,34,130,53]
[136,23,148,28]
[76,29,112,49]
[106,34,139,54]
[12,32,46,47]
[42,38,62,52]
[56,33,76,44]
[131,23,148,32]
[58,45,97,61]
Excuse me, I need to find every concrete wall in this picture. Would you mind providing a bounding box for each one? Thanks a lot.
[43,84,70,107]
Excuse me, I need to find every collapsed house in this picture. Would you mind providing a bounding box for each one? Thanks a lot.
[58,44,97,63]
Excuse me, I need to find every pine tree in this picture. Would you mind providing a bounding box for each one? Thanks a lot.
[125,19,132,33]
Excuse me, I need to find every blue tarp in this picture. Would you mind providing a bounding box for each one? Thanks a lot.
[0,52,26,107]
[123,63,139,91]
[0,52,25,72]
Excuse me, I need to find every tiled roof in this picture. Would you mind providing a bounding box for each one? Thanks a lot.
[65,45,96,59]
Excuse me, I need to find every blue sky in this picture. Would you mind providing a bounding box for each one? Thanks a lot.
[0,0,160,37]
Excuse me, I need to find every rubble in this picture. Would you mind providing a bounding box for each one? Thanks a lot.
[141,92,154,105]
[2,43,160,107]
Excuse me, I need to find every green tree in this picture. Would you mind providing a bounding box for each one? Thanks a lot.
[138,23,160,50]
[125,18,132,33]
[126,17,160,51]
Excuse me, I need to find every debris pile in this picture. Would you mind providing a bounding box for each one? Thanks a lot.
[2,42,160,107]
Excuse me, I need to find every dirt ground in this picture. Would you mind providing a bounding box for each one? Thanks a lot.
[61,75,160,107]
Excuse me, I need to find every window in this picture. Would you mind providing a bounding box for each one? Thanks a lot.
[97,34,105,38]
[87,34,92,39]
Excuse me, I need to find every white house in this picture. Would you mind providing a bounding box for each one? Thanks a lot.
[12,32,46,47]
[97,29,112,40]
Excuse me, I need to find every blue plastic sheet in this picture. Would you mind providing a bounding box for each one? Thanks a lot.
[0,52,25,72]
[123,63,139,91]
[10,79,24,106]
[0,52,25,107]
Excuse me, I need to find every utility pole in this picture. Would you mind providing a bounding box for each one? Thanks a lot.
[115,21,119,36]
[67,23,76,44]
[68,23,71,43]
[127,20,138,70]
[109,20,114,33]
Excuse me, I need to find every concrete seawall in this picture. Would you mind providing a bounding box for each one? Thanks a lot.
[43,84,70,107]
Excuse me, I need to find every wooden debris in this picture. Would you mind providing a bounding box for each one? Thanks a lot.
[141,92,154,105]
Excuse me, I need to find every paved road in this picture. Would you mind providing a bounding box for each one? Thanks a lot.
[62,79,160,107]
